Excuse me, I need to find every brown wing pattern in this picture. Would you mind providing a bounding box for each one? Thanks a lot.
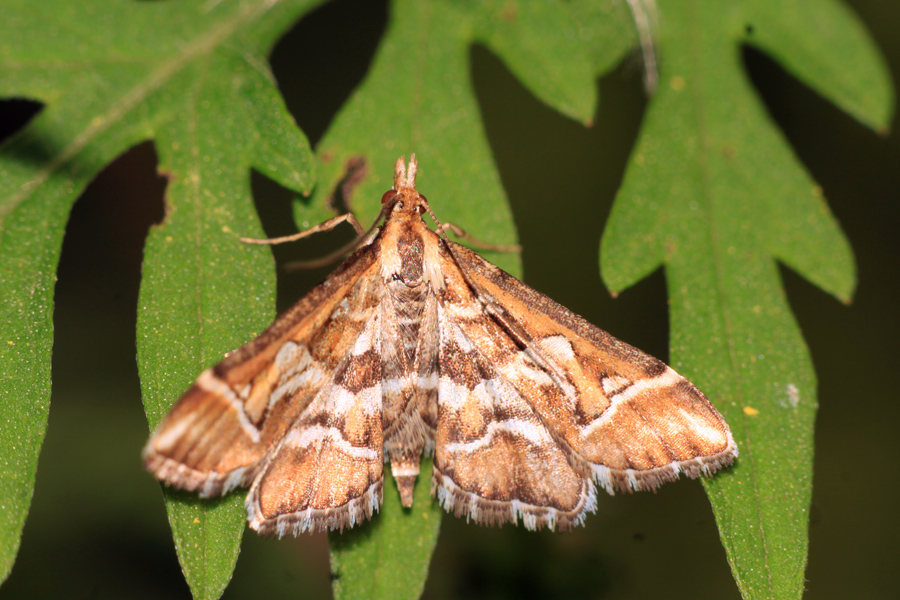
[432,308,596,530]
[143,245,382,500]
[379,279,434,506]
[246,309,385,535]
[144,155,736,535]
[442,242,736,497]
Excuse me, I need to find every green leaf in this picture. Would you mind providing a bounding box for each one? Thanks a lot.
[567,0,643,82]
[746,0,893,132]
[330,457,443,600]
[308,0,598,277]
[600,1,892,599]
[1,0,892,597]
[0,0,319,595]
[307,1,614,597]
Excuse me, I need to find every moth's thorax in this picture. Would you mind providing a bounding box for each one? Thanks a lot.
[379,194,445,292]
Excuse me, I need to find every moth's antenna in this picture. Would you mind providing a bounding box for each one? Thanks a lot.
[289,155,413,269]
[403,155,449,243]
[283,203,391,271]
[246,158,403,270]
[410,156,520,253]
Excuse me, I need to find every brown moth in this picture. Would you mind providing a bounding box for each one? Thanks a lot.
[144,155,737,535]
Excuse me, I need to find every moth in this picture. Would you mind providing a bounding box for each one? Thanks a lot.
[144,156,737,535]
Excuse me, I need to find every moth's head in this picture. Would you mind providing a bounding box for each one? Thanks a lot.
[382,154,428,216]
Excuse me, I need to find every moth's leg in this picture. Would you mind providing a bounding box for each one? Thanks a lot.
[240,212,366,246]
[437,222,522,253]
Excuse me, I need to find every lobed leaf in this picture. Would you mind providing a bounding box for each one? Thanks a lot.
[306,1,629,597]
[600,1,892,598]
[0,0,320,595]
[329,457,442,600]
[0,0,892,598]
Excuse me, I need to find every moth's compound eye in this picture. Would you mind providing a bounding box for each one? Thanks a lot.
[381,190,397,205]
[417,194,428,213]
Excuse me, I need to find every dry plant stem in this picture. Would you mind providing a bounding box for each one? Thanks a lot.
[625,0,659,93]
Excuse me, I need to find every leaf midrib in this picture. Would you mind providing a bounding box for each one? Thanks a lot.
[681,4,773,596]
[0,0,279,221]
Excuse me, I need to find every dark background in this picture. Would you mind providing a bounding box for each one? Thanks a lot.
[0,0,897,598]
